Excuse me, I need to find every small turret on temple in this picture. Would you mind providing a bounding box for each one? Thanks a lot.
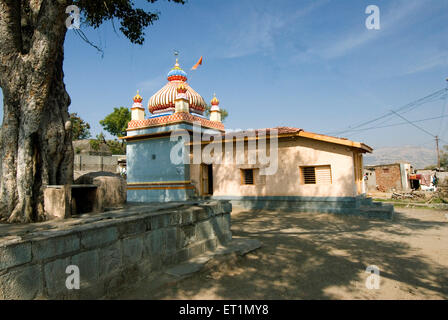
[130,90,145,121]
[175,83,189,113]
[209,93,222,123]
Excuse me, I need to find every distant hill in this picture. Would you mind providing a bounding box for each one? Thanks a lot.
[364,145,437,169]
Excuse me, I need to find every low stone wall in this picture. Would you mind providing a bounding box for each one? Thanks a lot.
[0,201,232,299]
[74,155,118,173]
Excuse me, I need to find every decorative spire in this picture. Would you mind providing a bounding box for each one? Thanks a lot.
[167,58,187,82]
[174,58,180,69]
[133,90,143,103]
[210,93,220,106]
[177,83,187,94]
[209,93,222,123]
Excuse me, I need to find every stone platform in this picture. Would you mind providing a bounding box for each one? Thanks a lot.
[0,201,232,299]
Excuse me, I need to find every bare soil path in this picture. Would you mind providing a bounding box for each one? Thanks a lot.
[120,207,448,299]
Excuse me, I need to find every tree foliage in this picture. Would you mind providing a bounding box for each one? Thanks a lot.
[70,112,91,140]
[75,0,186,45]
[100,107,132,138]
[89,132,125,154]
[425,145,448,169]
[107,140,126,155]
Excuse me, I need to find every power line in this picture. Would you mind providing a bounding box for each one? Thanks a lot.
[390,110,443,168]
[342,114,448,133]
[438,78,448,137]
[326,87,448,136]
[390,110,436,138]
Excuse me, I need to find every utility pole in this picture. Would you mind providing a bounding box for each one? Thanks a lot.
[435,135,440,169]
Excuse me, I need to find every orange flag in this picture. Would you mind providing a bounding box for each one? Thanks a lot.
[191,56,203,70]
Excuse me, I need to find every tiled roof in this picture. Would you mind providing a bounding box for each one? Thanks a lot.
[201,126,372,153]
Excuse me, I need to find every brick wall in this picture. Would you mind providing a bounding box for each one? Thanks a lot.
[374,164,402,192]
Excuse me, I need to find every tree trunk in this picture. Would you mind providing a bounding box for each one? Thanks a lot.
[0,46,73,223]
[0,0,73,223]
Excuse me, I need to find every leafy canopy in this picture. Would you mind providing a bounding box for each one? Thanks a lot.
[100,107,132,138]
[70,112,91,140]
[75,0,186,45]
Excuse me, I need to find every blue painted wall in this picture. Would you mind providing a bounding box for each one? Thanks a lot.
[126,122,221,202]
[127,136,190,183]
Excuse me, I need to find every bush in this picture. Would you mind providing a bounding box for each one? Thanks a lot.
[89,139,100,151]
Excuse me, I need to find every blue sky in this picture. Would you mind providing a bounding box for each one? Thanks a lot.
[1,0,447,150]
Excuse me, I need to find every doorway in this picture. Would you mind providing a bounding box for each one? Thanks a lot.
[201,164,213,195]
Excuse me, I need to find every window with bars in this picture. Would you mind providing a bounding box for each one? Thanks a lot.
[300,165,332,185]
[241,169,254,185]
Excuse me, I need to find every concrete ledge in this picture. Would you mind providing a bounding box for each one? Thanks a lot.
[213,195,394,220]
[0,200,232,299]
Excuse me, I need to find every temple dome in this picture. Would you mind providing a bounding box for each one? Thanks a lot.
[148,59,207,114]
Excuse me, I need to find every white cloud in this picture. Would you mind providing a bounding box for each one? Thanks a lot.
[220,0,329,59]
[405,53,448,75]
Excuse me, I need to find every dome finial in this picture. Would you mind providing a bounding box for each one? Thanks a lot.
[177,83,187,94]
[133,90,143,103]
[211,93,220,106]
[167,58,187,82]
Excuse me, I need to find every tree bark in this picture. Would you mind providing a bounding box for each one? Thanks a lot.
[0,0,73,223]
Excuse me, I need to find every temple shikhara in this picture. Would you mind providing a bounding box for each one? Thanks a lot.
[122,58,389,216]
[123,58,224,202]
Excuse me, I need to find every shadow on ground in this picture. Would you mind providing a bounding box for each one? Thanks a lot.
[121,207,448,300]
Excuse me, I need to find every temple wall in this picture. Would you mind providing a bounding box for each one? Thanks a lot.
[127,136,190,183]
[126,123,221,202]
[192,137,357,198]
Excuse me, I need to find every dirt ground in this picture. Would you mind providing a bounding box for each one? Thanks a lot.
[121,207,448,300]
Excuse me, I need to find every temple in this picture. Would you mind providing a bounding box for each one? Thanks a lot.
[123,59,224,202]
[121,58,389,216]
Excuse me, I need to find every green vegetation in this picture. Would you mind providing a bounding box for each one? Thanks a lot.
[70,113,91,140]
[89,132,126,155]
[425,145,448,169]
[107,140,126,155]
[100,107,131,138]
[89,139,100,151]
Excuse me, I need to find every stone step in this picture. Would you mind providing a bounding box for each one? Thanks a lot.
[358,205,394,220]
[165,238,261,278]
[359,198,373,206]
